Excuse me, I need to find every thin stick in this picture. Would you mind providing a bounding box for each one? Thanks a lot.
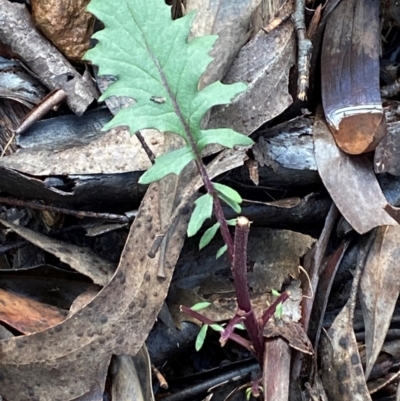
[0,197,129,223]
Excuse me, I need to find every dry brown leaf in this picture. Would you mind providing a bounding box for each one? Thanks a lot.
[313,108,397,234]
[0,219,115,286]
[31,0,95,61]
[0,288,67,334]
[208,20,295,136]
[359,225,400,379]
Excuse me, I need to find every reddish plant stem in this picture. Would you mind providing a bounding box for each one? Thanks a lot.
[233,217,264,364]
[180,305,253,352]
[260,291,290,329]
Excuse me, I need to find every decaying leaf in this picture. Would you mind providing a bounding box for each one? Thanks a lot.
[209,20,294,136]
[31,0,95,60]
[313,108,397,234]
[321,0,385,154]
[359,226,400,379]
[320,235,375,401]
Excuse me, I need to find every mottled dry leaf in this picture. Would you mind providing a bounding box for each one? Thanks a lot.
[31,0,95,60]
[320,301,372,401]
[359,226,400,379]
[208,20,295,136]
[0,219,115,286]
[313,109,397,234]
[0,288,67,334]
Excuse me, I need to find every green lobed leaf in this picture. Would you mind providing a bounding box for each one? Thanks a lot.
[187,194,213,237]
[139,146,194,184]
[84,0,248,153]
[199,222,220,250]
[216,244,228,259]
[195,324,209,351]
[191,302,211,311]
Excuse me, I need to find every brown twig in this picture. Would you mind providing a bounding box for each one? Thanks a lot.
[16,90,67,134]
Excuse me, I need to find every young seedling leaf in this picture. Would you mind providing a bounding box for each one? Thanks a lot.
[275,303,283,319]
[234,323,246,330]
[217,193,241,213]
[191,302,211,311]
[187,194,213,237]
[210,324,224,333]
[84,0,247,157]
[216,244,228,259]
[226,218,238,226]
[195,324,209,351]
[213,183,243,204]
[272,289,281,297]
[139,146,195,184]
[199,222,220,250]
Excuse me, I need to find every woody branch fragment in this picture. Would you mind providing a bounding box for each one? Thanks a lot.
[292,0,312,100]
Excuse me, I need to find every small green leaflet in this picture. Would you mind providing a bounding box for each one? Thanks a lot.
[187,194,213,237]
[214,182,242,213]
[210,324,224,332]
[216,244,228,259]
[84,0,252,184]
[195,324,209,351]
[191,302,211,311]
[199,222,220,249]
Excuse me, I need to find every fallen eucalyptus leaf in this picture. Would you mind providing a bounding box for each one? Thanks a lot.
[313,108,397,234]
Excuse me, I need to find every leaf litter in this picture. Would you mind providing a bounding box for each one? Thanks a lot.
[0,0,400,400]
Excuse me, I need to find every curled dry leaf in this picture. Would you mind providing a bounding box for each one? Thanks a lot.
[359,226,400,379]
[313,108,397,234]
[321,0,385,154]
